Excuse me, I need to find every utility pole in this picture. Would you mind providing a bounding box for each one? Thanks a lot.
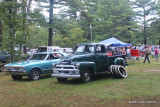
[48,0,54,46]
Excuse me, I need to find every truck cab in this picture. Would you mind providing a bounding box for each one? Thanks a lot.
[51,43,126,83]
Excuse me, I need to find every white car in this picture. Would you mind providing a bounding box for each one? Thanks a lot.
[27,49,38,55]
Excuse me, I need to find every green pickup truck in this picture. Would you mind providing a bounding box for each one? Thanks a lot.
[52,43,127,83]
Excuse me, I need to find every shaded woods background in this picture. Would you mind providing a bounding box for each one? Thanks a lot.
[0,0,160,62]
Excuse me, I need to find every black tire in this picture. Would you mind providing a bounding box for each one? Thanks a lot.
[11,75,23,80]
[120,63,125,67]
[57,78,67,82]
[112,65,119,77]
[29,69,40,81]
[117,66,128,78]
[115,65,122,78]
[81,69,92,83]
[109,65,113,75]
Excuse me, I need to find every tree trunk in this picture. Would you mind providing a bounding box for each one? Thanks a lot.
[8,0,15,62]
[9,2,14,62]
[9,27,15,62]
[27,0,32,13]
[21,0,27,54]
[21,0,32,54]
[48,0,54,46]
[0,20,2,35]
[0,20,3,47]
[143,6,146,49]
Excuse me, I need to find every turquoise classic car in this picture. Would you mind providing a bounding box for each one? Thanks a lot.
[4,52,68,80]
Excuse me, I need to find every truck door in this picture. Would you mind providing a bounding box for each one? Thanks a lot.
[95,45,108,72]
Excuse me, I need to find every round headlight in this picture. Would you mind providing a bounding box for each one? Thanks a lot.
[75,63,80,69]
[4,66,8,71]
[18,67,24,71]
[52,63,56,68]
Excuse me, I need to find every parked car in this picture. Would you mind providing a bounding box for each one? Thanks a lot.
[0,50,10,63]
[27,49,38,55]
[52,43,127,83]
[38,46,61,52]
[60,48,73,54]
[4,52,68,80]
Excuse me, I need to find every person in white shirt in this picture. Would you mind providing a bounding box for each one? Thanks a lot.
[126,47,131,58]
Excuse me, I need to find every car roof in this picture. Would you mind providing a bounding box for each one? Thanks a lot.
[34,52,67,54]
[38,46,60,48]
[77,43,104,46]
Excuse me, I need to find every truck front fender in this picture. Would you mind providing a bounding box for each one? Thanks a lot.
[114,57,125,67]
[77,62,96,75]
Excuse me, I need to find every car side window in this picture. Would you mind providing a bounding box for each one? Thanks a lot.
[53,53,64,59]
[96,45,106,53]
[47,54,55,60]
[48,48,52,52]
[57,54,64,58]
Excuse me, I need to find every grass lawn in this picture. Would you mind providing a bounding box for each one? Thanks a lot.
[0,57,160,107]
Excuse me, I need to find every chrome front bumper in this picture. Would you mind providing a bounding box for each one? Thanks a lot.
[51,65,81,78]
[51,74,80,78]
[4,66,27,75]
[4,70,27,75]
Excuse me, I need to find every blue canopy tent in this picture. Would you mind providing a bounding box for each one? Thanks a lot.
[99,37,132,47]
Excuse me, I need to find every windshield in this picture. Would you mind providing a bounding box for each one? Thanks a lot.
[74,45,95,53]
[38,47,47,52]
[29,54,47,60]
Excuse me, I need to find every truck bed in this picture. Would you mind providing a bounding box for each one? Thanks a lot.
[108,55,126,65]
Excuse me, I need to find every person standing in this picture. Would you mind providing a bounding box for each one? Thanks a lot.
[126,47,131,59]
[155,47,159,61]
[121,47,126,55]
[143,46,151,63]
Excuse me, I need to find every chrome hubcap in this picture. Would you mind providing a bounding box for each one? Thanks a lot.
[33,71,39,80]
[84,72,90,80]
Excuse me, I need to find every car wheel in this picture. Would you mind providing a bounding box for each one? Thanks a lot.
[57,78,67,82]
[29,69,40,81]
[81,69,92,83]
[11,75,23,80]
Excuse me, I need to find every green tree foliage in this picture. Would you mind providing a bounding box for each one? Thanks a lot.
[26,25,48,48]
[37,0,67,46]
[0,0,22,62]
[53,22,87,47]
[0,0,46,62]
[132,0,158,45]
[0,0,160,58]
[147,0,160,44]
[63,0,137,44]
[93,0,137,43]
[65,0,95,41]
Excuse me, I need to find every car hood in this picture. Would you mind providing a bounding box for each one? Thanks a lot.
[5,59,60,67]
[61,53,94,64]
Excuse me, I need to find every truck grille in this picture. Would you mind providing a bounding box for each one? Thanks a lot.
[53,65,79,75]
[56,66,74,69]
